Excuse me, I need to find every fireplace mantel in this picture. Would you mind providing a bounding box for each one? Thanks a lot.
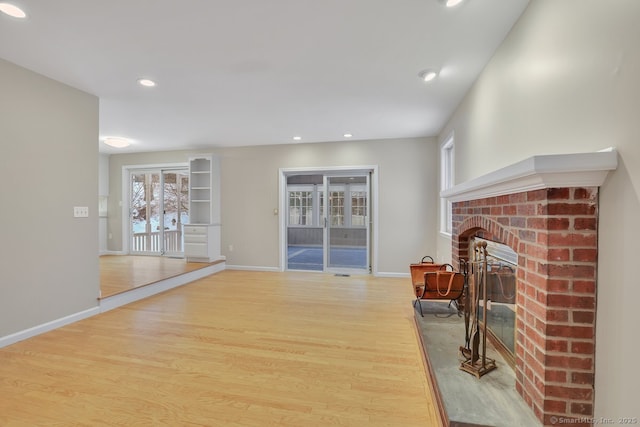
[441,148,618,203]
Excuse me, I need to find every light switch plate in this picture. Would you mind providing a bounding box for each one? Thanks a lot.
[74,206,89,217]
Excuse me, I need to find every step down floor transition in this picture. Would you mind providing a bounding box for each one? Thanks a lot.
[414,300,540,427]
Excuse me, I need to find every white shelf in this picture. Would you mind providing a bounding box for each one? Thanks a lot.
[185,155,221,262]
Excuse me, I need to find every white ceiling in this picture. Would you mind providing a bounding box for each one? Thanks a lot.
[0,0,529,154]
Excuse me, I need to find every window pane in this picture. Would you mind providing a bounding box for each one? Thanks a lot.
[330,191,344,226]
[351,191,366,226]
[289,191,313,226]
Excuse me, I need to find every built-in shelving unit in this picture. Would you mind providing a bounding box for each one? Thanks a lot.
[184,155,223,262]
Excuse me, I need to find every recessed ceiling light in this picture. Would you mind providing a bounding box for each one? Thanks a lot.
[0,3,27,18]
[344,133,353,138]
[103,137,131,148]
[418,69,438,82]
[137,78,156,87]
[293,136,302,141]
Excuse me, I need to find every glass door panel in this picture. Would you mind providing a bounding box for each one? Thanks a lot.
[286,179,323,271]
[326,176,369,272]
[130,169,188,256]
[162,171,189,256]
[130,171,160,254]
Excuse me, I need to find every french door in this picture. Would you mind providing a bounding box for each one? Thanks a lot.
[130,168,189,256]
[285,172,370,273]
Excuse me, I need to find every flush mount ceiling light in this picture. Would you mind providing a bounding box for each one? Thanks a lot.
[441,0,465,7]
[137,78,156,87]
[418,69,439,82]
[343,133,353,138]
[292,136,302,141]
[0,2,27,18]
[103,137,131,148]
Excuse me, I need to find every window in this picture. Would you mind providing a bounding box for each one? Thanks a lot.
[286,178,368,228]
[440,134,454,235]
[329,191,345,226]
[351,190,367,226]
[288,190,313,226]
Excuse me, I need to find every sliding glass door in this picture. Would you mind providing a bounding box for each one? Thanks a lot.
[130,169,189,256]
[285,172,370,273]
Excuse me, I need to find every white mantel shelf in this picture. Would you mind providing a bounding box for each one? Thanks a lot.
[441,149,618,203]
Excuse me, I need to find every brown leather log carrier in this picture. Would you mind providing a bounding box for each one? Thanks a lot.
[410,256,465,317]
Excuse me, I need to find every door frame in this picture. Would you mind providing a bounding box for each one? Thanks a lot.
[278,165,379,275]
[121,163,188,255]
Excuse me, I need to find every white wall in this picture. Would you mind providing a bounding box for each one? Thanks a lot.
[108,137,438,275]
[0,58,99,337]
[436,0,640,419]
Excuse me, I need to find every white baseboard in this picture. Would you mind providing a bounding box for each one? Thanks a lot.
[226,265,408,277]
[0,306,101,349]
[99,261,225,312]
[375,272,411,278]
[100,250,127,256]
[225,265,281,272]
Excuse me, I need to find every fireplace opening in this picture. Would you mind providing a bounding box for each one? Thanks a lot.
[470,236,517,369]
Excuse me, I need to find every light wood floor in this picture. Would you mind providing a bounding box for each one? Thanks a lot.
[0,270,441,426]
[99,255,215,298]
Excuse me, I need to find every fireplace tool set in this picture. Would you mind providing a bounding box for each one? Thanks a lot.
[460,240,497,378]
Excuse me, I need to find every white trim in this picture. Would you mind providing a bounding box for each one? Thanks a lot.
[439,231,452,239]
[441,149,618,203]
[280,165,377,175]
[99,262,225,312]
[100,250,127,256]
[225,265,281,272]
[0,307,100,348]
[371,170,379,275]
[375,272,411,278]
[440,133,455,234]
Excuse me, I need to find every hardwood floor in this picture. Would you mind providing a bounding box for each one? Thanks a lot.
[99,255,216,298]
[0,270,442,426]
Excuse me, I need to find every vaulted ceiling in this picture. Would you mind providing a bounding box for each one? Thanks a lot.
[0,0,529,153]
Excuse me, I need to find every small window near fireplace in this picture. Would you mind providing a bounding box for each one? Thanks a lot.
[440,134,454,235]
[471,237,517,367]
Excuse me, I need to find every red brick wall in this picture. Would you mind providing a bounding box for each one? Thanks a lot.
[452,187,598,426]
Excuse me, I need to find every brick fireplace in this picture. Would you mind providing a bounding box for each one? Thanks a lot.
[441,150,617,426]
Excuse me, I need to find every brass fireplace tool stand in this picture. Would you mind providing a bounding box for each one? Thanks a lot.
[460,240,497,378]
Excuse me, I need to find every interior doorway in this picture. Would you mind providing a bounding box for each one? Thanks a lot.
[280,167,377,274]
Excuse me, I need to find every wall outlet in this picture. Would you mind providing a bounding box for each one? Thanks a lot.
[228,244,234,252]
[73,206,89,217]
